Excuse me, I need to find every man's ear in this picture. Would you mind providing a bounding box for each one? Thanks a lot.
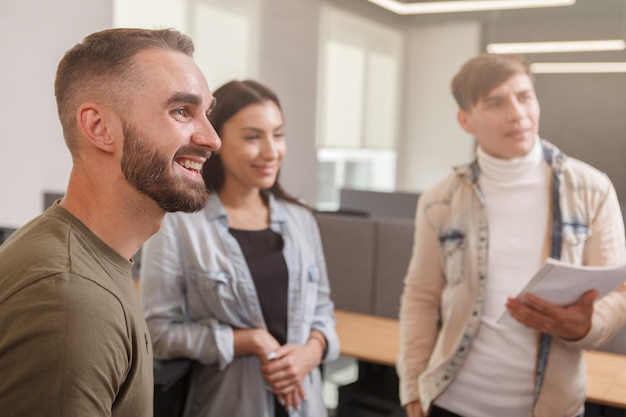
[76,102,117,154]
[457,108,474,135]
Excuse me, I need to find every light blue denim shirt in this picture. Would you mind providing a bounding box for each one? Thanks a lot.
[140,193,339,417]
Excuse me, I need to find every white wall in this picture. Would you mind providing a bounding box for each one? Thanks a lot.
[257,0,322,205]
[114,0,262,91]
[0,0,112,228]
[396,21,480,193]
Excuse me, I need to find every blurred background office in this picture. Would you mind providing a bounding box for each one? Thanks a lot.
[2,0,626,228]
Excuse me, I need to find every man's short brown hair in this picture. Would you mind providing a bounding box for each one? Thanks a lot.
[54,28,195,154]
[451,53,533,111]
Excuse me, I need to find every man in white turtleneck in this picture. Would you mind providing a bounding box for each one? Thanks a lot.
[397,53,626,417]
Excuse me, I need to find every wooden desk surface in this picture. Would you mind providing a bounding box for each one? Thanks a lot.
[334,309,626,408]
[335,309,399,366]
[584,350,626,408]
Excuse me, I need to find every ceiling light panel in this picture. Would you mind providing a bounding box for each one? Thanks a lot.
[530,62,626,73]
[487,40,626,54]
[367,0,575,15]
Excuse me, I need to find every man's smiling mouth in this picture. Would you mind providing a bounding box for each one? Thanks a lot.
[176,158,204,173]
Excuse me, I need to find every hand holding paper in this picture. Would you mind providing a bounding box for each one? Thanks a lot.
[499,258,626,337]
[505,289,597,339]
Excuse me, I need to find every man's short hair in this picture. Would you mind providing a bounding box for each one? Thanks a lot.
[54,28,195,153]
[451,53,533,111]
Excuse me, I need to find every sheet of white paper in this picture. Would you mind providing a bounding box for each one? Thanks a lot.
[498,258,626,328]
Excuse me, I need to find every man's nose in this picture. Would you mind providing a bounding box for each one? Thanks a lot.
[192,119,221,152]
[509,99,527,120]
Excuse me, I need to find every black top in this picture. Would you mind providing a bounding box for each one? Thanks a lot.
[229,227,289,345]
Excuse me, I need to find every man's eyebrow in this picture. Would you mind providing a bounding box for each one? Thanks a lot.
[165,93,202,107]
[485,87,533,102]
[483,93,504,103]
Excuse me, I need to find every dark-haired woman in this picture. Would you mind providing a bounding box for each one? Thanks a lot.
[140,79,339,417]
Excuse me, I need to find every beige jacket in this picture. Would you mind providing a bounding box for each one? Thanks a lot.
[397,140,626,417]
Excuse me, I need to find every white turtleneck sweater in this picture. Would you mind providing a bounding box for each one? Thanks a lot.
[435,138,549,417]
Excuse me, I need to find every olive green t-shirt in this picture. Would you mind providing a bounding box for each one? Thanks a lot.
[0,203,153,416]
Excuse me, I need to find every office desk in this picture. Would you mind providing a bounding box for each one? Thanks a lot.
[334,309,626,409]
[335,309,399,367]
[585,349,626,408]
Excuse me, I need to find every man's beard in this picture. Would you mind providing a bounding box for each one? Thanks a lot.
[120,122,210,213]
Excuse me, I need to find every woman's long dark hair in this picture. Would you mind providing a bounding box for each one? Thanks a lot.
[202,79,305,207]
